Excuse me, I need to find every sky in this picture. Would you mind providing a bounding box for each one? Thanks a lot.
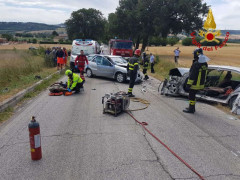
[0,0,239,30]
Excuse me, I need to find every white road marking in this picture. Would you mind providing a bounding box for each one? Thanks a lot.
[231,151,238,157]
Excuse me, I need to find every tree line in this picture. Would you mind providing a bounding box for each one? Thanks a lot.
[65,0,208,51]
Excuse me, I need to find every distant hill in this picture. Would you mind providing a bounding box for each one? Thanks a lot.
[0,22,60,32]
[221,30,240,35]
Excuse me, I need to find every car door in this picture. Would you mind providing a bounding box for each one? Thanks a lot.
[90,56,99,75]
[200,68,224,101]
[96,57,115,78]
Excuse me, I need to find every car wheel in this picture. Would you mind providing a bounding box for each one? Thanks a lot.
[86,68,93,78]
[229,95,238,109]
[116,73,126,83]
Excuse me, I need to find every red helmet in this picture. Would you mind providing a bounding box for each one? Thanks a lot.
[134,49,141,56]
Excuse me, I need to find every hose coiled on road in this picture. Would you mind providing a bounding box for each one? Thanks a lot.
[127,97,150,111]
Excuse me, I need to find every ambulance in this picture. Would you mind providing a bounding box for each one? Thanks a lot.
[70,39,100,70]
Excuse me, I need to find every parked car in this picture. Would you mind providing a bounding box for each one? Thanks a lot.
[84,55,143,83]
[159,65,240,111]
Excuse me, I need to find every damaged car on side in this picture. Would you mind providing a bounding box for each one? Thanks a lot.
[159,65,240,113]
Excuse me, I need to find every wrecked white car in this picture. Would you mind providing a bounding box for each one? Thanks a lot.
[159,65,240,113]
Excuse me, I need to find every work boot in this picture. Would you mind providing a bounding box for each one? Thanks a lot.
[144,75,149,80]
[128,92,135,97]
[183,105,195,113]
[80,87,84,92]
[75,90,80,94]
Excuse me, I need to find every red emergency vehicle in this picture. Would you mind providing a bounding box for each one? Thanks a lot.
[109,39,133,57]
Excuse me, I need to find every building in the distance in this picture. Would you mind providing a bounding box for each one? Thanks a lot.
[53,34,68,42]
[0,38,7,44]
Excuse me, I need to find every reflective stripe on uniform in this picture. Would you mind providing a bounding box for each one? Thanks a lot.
[189,100,196,105]
[191,85,204,90]
[196,69,202,88]
[187,79,194,85]
[128,88,133,92]
[128,62,134,71]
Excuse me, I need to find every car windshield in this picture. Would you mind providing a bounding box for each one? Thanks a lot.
[87,55,96,61]
[110,57,127,64]
[113,41,132,49]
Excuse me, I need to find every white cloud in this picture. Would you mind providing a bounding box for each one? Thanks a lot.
[0,0,119,24]
[0,4,69,24]
[203,0,240,29]
[0,0,239,30]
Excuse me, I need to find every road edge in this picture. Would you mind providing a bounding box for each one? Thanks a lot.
[0,70,64,113]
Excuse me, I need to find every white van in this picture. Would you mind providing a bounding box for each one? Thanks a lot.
[70,39,100,70]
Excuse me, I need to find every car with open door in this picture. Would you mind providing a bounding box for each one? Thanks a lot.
[159,65,240,111]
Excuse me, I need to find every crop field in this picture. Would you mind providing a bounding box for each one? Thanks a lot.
[0,44,72,50]
[147,43,240,67]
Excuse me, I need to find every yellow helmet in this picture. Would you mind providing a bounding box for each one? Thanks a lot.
[65,70,72,76]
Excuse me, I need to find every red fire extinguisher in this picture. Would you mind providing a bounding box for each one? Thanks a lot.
[28,116,42,160]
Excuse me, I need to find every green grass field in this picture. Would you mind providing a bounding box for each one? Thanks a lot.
[0,49,58,102]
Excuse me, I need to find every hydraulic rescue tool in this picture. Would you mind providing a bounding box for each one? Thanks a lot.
[102,91,130,116]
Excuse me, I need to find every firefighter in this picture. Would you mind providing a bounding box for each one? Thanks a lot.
[75,50,89,83]
[65,70,83,93]
[183,48,209,113]
[127,49,141,97]
[142,52,149,80]
[192,48,200,64]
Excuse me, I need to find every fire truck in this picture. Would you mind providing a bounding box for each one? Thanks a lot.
[109,39,133,58]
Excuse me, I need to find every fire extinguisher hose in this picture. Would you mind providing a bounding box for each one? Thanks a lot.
[126,111,205,180]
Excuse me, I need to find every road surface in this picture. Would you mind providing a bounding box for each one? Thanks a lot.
[0,76,240,180]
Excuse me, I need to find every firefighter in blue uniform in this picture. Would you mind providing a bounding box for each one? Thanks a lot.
[127,49,141,97]
[183,48,209,113]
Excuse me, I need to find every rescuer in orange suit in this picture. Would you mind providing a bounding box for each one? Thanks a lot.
[63,47,68,67]
[75,50,89,83]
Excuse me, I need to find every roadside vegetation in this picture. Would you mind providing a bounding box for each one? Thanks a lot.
[0,48,60,102]
[140,54,176,81]
[0,72,63,124]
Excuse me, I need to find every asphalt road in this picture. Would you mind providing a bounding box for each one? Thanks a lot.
[1,75,240,180]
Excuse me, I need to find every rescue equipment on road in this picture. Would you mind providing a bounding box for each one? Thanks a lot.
[64,91,73,96]
[49,92,64,96]
[28,116,42,161]
[102,91,130,116]
[49,82,67,96]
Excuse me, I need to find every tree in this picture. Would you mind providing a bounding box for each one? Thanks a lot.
[153,0,208,37]
[52,31,59,36]
[1,34,13,41]
[108,0,142,49]
[65,8,106,40]
[32,39,37,44]
[108,0,208,52]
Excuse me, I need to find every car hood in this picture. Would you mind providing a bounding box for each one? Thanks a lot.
[115,63,128,68]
